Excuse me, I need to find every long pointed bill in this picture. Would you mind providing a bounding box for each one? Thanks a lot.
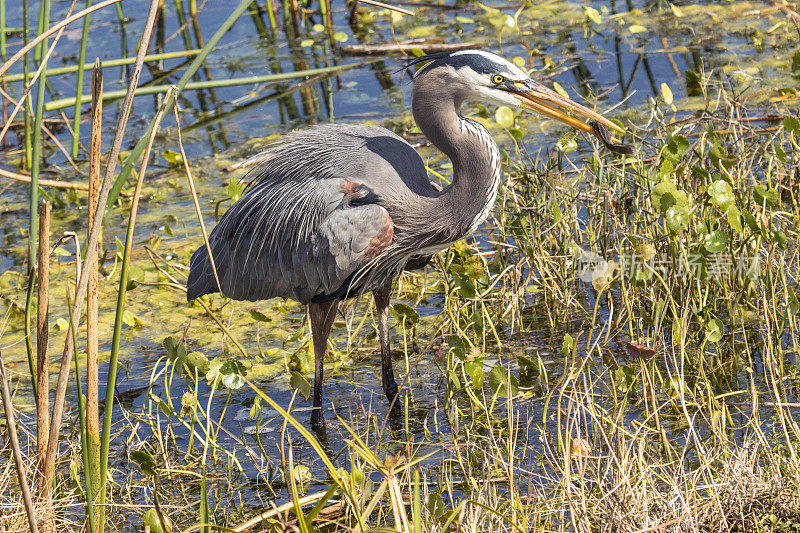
[509,80,625,136]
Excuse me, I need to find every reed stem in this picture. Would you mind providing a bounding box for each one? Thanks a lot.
[29,0,50,271]
[85,59,103,533]
[41,2,161,526]
[3,49,202,83]
[70,0,93,159]
[35,201,50,501]
[107,0,257,206]
[22,0,31,171]
[99,86,175,533]
[0,0,6,61]
[45,64,358,111]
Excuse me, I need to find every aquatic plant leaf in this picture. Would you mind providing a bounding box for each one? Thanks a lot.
[447,336,467,360]
[556,130,577,154]
[788,287,800,315]
[660,83,673,105]
[707,180,734,210]
[290,372,311,401]
[784,116,800,135]
[612,364,636,393]
[494,106,514,129]
[250,309,272,323]
[391,303,419,326]
[180,391,197,417]
[703,230,728,253]
[773,229,788,249]
[428,493,446,519]
[552,82,569,99]
[792,51,800,75]
[222,373,245,389]
[130,450,157,477]
[727,205,743,234]
[122,310,142,328]
[742,209,760,233]
[227,178,244,203]
[561,333,574,358]
[464,361,484,390]
[651,180,689,214]
[625,341,656,361]
[665,204,689,232]
[185,351,211,375]
[705,318,723,343]
[583,6,601,24]
[149,393,174,417]
[685,70,702,97]
[143,509,172,533]
[487,366,518,398]
[753,184,779,207]
[127,264,144,290]
[670,3,684,17]
[161,149,183,168]
[629,24,646,33]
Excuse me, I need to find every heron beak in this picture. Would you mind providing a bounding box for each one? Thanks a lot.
[507,80,625,136]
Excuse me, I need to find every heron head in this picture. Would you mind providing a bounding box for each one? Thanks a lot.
[405,49,626,139]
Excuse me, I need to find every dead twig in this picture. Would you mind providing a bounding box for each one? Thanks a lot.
[0,348,39,533]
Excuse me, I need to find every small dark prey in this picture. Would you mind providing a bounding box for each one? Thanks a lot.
[187,49,628,429]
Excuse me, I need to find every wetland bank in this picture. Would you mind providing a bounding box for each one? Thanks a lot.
[1,0,800,531]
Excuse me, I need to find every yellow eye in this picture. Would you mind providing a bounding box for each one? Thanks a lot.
[492,74,505,85]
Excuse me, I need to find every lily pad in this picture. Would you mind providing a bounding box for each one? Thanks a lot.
[703,230,728,253]
[487,365,518,398]
[707,180,734,210]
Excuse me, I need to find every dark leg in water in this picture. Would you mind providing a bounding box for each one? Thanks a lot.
[310,299,338,428]
[373,282,398,402]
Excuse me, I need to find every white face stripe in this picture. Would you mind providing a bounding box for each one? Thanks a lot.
[448,50,528,80]
[413,50,529,82]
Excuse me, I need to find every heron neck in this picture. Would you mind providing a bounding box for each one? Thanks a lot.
[412,86,501,237]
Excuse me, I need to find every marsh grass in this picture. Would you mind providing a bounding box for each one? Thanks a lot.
[2,0,800,532]
[37,82,795,532]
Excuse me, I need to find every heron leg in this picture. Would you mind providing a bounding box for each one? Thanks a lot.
[309,300,338,428]
[373,282,398,402]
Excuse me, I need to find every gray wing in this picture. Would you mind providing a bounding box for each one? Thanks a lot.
[186,124,427,304]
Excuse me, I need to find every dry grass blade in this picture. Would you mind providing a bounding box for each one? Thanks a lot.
[173,102,222,294]
[0,167,90,190]
[354,0,414,16]
[0,349,39,533]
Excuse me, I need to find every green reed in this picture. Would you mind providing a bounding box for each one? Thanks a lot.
[70,0,93,159]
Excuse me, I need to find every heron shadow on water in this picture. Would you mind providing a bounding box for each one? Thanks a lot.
[186,49,631,430]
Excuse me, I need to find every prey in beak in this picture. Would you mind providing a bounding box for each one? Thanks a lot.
[505,79,633,155]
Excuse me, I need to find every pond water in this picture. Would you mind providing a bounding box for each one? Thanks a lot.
[1,0,798,529]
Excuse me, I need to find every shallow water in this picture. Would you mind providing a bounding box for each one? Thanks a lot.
[1,0,798,528]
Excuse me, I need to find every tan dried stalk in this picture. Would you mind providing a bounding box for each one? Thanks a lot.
[85,59,103,533]
[35,201,50,502]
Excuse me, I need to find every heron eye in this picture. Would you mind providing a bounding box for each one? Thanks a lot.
[492,74,505,85]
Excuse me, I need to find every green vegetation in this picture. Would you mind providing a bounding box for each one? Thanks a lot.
[0,0,799,531]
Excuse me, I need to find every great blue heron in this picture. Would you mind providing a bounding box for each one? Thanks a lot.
[187,50,629,428]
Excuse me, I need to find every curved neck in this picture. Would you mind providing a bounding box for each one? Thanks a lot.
[412,82,501,237]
